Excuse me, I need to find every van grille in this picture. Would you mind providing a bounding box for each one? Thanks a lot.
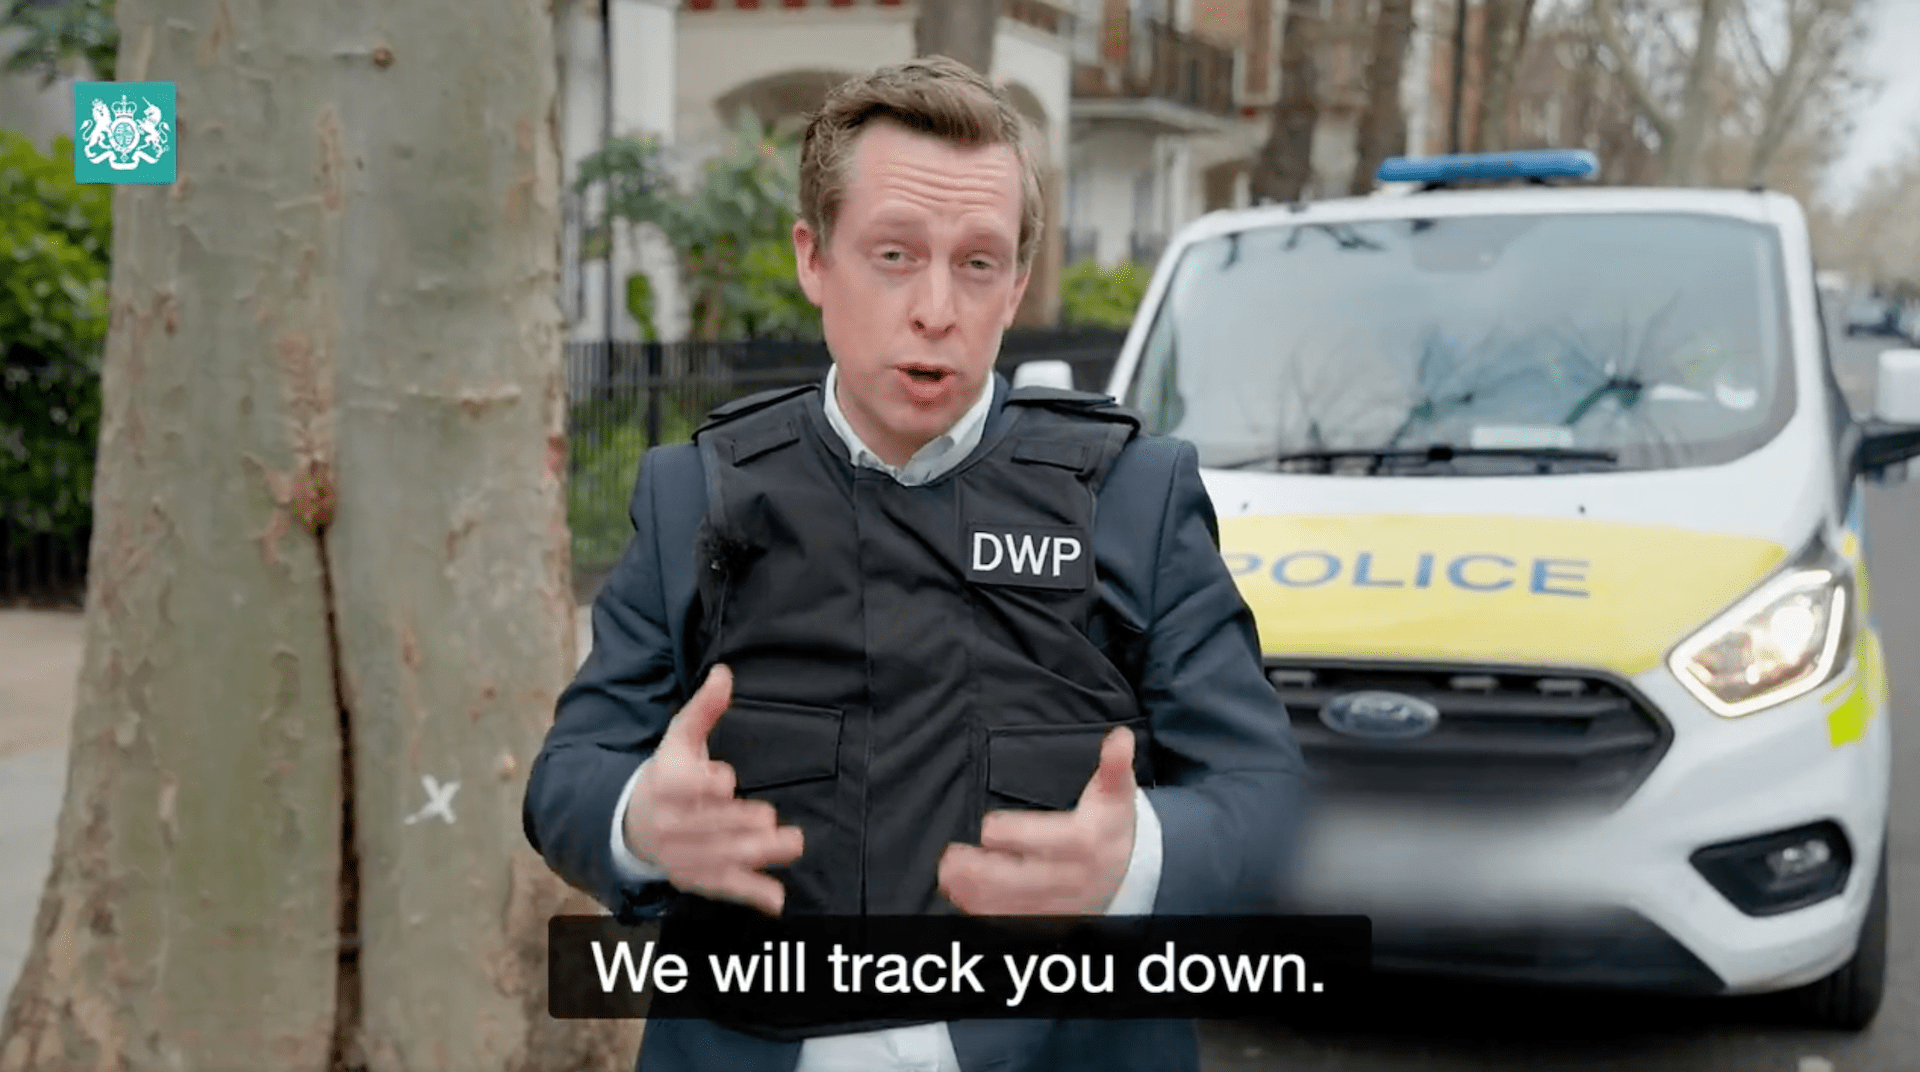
[1268,659,1671,805]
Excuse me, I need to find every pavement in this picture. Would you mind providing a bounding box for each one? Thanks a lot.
[0,610,83,1002]
[0,603,598,1009]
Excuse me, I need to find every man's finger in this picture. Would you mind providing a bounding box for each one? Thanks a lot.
[696,870,787,917]
[978,809,1074,856]
[706,760,738,800]
[665,823,805,878]
[1078,726,1136,807]
[661,664,734,758]
[648,757,740,804]
[940,844,1077,915]
[655,797,784,842]
[732,825,806,871]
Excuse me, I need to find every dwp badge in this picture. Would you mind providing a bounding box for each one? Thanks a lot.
[967,526,1088,590]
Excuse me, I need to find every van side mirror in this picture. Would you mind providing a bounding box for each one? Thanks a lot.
[1013,359,1075,391]
[1857,349,1920,482]
[1877,349,1920,423]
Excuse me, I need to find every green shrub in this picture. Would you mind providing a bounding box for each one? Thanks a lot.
[564,403,707,569]
[729,239,820,340]
[1059,259,1149,330]
[1,130,112,540]
[567,424,648,569]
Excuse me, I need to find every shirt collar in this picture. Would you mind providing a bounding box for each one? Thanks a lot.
[820,364,996,486]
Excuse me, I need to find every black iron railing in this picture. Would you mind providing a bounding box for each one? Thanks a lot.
[2,331,1133,600]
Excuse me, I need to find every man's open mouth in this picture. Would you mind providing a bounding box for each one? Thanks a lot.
[902,365,951,383]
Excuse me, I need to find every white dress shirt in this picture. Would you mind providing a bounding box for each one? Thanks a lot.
[608,366,1164,1071]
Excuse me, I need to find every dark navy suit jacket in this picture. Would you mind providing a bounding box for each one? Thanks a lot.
[523,376,1311,1072]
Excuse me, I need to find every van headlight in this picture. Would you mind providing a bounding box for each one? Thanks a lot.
[1668,562,1854,718]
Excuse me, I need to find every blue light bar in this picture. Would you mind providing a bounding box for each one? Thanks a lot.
[1377,149,1600,185]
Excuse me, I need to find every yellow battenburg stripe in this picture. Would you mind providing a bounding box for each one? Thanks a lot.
[1828,683,1872,748]
[1828,630,1889,748]
[1826,520,1885,747]
[1220,513,1790,677]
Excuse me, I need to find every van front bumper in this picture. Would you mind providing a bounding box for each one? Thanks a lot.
[1284,664,1892,996]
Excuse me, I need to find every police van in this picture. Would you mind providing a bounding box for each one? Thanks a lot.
[1028,150,1920,1027]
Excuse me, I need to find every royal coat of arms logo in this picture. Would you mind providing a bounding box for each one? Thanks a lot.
[80,94,171,171]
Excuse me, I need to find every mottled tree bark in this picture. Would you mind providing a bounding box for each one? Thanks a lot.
[1350,0,1416,195]
[0,2,639,1070]
[1473,0,1535,152]
[1251,0,1321,203]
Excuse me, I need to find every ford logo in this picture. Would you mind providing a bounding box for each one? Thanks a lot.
[1319,691,1442,740]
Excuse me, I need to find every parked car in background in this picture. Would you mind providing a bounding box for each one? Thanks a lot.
[1846,295,1903,338]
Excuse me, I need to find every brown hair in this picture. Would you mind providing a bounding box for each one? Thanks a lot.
[798,55,1044,272]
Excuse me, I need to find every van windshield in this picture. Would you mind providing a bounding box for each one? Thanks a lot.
[1121,212,1797,475]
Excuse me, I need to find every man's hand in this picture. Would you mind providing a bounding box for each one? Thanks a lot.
[937,726,1138,916]
[622,665,805,916]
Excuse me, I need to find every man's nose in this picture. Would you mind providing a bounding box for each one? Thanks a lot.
[910,262,959,337]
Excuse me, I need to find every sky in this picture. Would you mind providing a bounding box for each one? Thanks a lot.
[1818,0,1920,208]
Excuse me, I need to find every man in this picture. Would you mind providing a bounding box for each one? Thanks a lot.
[523,56,1309,1072]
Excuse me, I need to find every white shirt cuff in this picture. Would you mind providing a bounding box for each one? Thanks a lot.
[1102,788,1162,915]
[610,758,670,882]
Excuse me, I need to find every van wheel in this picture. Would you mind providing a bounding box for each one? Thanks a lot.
[1788,851,1888,1031]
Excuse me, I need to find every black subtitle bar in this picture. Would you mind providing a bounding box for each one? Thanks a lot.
[549,914,1371,1029]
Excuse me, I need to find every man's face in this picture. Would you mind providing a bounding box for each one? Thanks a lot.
[795,121,1030,466]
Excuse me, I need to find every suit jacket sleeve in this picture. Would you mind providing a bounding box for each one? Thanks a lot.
[1122,437,1312,915]
[522,444,696,921]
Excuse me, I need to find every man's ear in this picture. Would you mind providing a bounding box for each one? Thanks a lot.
[1004,264,1033,330]
[794,220,826,307]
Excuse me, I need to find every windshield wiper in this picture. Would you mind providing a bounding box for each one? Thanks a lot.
[1220,444,1619,473]
[1563,377,1646,424]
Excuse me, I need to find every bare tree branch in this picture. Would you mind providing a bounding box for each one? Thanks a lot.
[1732,0,1777,84]
[1747,0,1861,185]
[1590,0,1678,142]
[1667,0,1734,183]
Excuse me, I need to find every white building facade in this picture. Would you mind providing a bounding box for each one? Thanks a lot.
[557,0,1077,343]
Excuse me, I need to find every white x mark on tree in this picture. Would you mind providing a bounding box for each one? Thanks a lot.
[404,775,460,825]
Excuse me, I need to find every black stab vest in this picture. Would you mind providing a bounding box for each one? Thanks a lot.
[685,383,1156,927]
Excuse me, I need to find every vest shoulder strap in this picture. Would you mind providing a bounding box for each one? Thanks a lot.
[693,383,819,467]
[1003,386,1141,492]
[1003,385,1143,431]
[696,383,819,436]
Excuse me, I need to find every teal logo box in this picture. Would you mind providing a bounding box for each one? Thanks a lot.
[74,82,175,184]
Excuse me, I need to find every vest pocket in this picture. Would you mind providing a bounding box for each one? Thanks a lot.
[708,698,843,793]
[986,720,1146,812]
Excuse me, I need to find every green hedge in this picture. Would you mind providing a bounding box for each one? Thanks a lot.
[1,131,112,542]
[1059,259,1149,331]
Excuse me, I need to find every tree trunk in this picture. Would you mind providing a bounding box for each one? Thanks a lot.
[1590,0,1678,171]
[915,0,1003,75]
[1252,0,1321,203]
[0,3,639,1071]
[1350,0,1416,195]
[1662,0,1734,185]
[1473,0,1534,151]
[1743,0,1841,188]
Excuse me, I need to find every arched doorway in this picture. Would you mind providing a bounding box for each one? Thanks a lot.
[713,69,858,140]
